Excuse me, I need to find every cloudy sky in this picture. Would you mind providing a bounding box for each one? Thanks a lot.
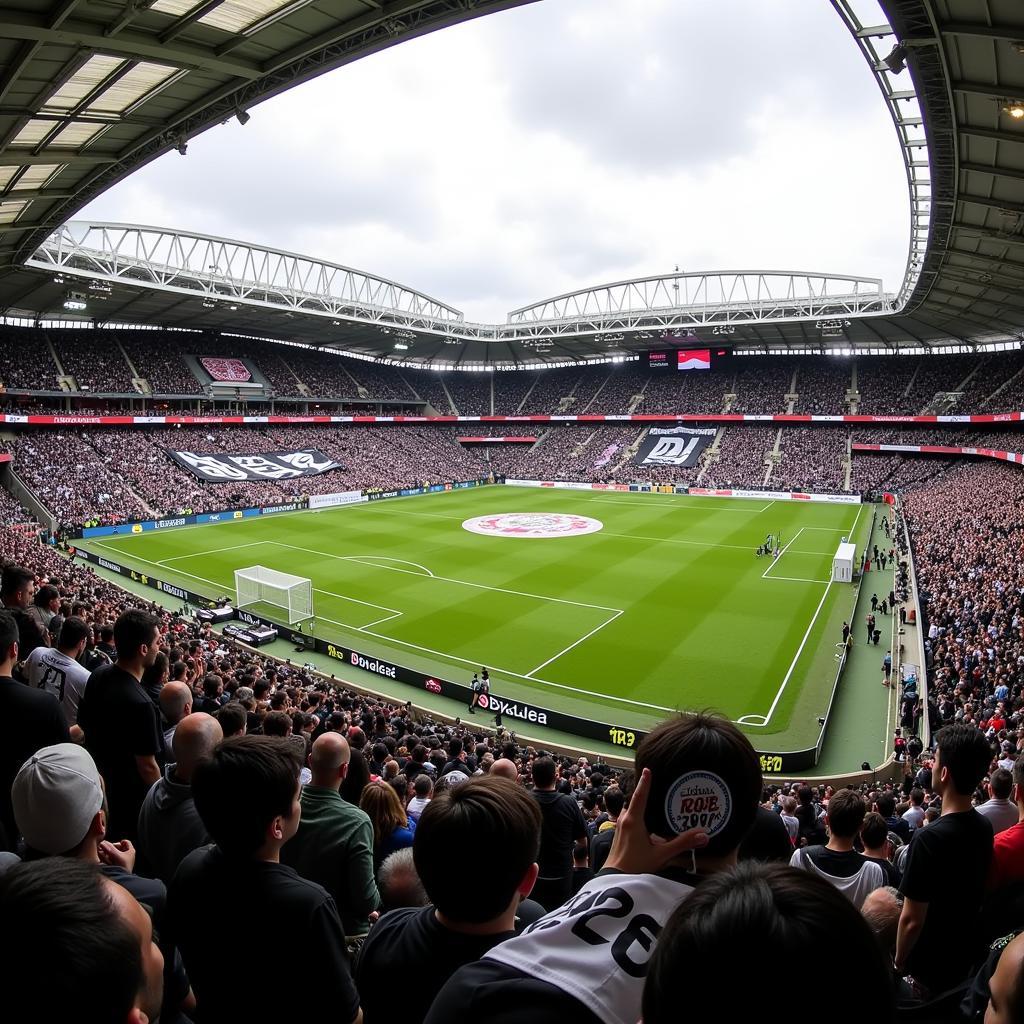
[81,0,908,323]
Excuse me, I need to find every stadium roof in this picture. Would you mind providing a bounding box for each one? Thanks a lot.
[0,0,1021,364]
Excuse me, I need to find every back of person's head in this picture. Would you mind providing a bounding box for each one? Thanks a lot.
[159,680,192,726]
[113,609,159,659]
[262,710,292,737]
[415,777,541,924]
[58,615,90,652]
[0,610,18,660]
[531,756,556,788]
[910,787,924,807]
[604,787,626,818]
[191,736,300,857]
[935,723,994,796]
[202,673,222,698]
[371,742,387,763]
[861,811,890,850]
[359,779,407,846]
[215,702,247,739]
[825,788,866,840]
[447,737,463,759]
[990,768,1014,801]
[876,792,896,818]
[642,862,893,1024]
[171,712,223,779]
[0,858,157,1023]
[377,848,427,911]
[413,774,433,798]
[636,712,762,856]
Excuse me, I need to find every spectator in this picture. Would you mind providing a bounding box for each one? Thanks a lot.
[590,784,625,872]
[11,742,192,1022]
[0,609,69,850]
[168,736,361,1024]
[862,885,904,958]
[195,673,223,715]
[0,563,47,657]
[789,788,886,908]
[903,787,926,831]
[876,791,912,844]
[988,756,1024,893]
[137,712,223,885]
[77,609,164,841]
[982,930,1024,1024]
[23,614,90,736]
[356,777,542,1024]
[407,774,433,821]
[426,712,761,1024]
[158,680,192,749]
[0,858,164,1024]
[861,811,902,887]
[642,862,894,1024]
[529,755,588,911]
[214,701,246,738]
[570,843,593,895]
[377,848,428,911]
[281,732,381,937]
[978,769,1019,836]
[140,651,168,707]
[779,794,800,845]
[895,723,995,994]
[360,778,416,872]
[738,803,795,863]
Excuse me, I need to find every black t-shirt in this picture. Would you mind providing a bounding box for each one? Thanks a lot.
[356,906,514,1024]
[168,845,359,1023]
[78,664,162,840]
[533,790,587,879]
[900,809,993,989]
[424,959,600,1024]
[0,675,69,849]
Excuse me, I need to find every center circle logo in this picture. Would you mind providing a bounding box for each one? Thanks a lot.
[462,512,604,539]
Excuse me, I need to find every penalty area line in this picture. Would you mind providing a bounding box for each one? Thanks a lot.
[523,610,624,678]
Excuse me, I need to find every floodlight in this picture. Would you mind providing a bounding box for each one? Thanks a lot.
[394,341,409,350]
[1003,100,1024,119]
[236,109,251,126]
[176,138,188,156]
[883,43,907,74]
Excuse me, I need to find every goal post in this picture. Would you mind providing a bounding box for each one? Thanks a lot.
[234,565,313,624]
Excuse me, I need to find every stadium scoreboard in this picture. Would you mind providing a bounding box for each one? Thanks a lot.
[646,347,731,371]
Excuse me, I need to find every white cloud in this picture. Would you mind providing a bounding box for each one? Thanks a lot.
[80,0,908,322]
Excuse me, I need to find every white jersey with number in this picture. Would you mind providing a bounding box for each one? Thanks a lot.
[485,869,697,1024]
[24,646,90,726]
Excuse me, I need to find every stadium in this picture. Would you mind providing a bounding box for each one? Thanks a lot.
[0,0,1023,1019]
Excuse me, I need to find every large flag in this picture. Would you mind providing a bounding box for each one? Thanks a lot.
[167,448,342,481]
[633,426,717,468]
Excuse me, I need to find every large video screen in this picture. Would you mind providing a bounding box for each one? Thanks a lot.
[647,347,730,371]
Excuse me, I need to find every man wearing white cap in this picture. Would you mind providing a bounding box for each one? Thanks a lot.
[12,743,193,1022]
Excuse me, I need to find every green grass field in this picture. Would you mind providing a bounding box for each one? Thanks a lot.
[82,485,874,750]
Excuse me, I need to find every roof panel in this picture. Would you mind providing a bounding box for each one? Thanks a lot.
[49,121,106,147]
[199,0,297,34]
[89,62,179,114]
[0,200,30,225]
[10,164,62,189]
[43,55,126,111]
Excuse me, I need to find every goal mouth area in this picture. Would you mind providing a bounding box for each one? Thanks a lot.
[234,565,313,626]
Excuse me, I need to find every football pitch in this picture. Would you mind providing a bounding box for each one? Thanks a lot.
[82,485,874,750]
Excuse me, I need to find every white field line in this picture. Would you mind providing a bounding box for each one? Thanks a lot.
[764,575,831,584]
[93,540,667,713]
[265,541,623,615]
[343,556,435,577]
[156,540,270,565]
[743,502,865,729]
[584,497,774,513]
[524,610,624,677]
[95,541,402,619]
[762,528,805,579]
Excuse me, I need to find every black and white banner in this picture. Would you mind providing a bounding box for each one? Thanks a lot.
[633,427,717,467]
[167,448,342,482]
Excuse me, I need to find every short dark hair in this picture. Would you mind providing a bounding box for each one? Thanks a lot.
[909,787,924,807]
[637,712,762,854]
[935,723,994,796]
[642,862,893,1024]
[192,736,300,857]
[605,787,626,817]
[861,811,890,849]
[990,768,1014,800]
[34,583,59,608]
[825,789,866,839]
[414,777,541,923]
[1013,756,1024,790]
[113,609,160,659]
[876,793,896,818]
[413,774,433,797]
[262,710,292,737]
[0,565,33,599]
[0,609,18,655]
[0,859,142,1023]
[216,702,247,738]
[58,615,90,651]
[531,756,556,788]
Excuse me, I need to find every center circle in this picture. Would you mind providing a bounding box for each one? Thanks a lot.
[462,512,604,539]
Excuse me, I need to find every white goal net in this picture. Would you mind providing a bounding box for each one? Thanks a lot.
[234,565,313,624]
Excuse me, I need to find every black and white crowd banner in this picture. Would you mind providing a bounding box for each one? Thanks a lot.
[633,426,717,467]
[167,448,342,481]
